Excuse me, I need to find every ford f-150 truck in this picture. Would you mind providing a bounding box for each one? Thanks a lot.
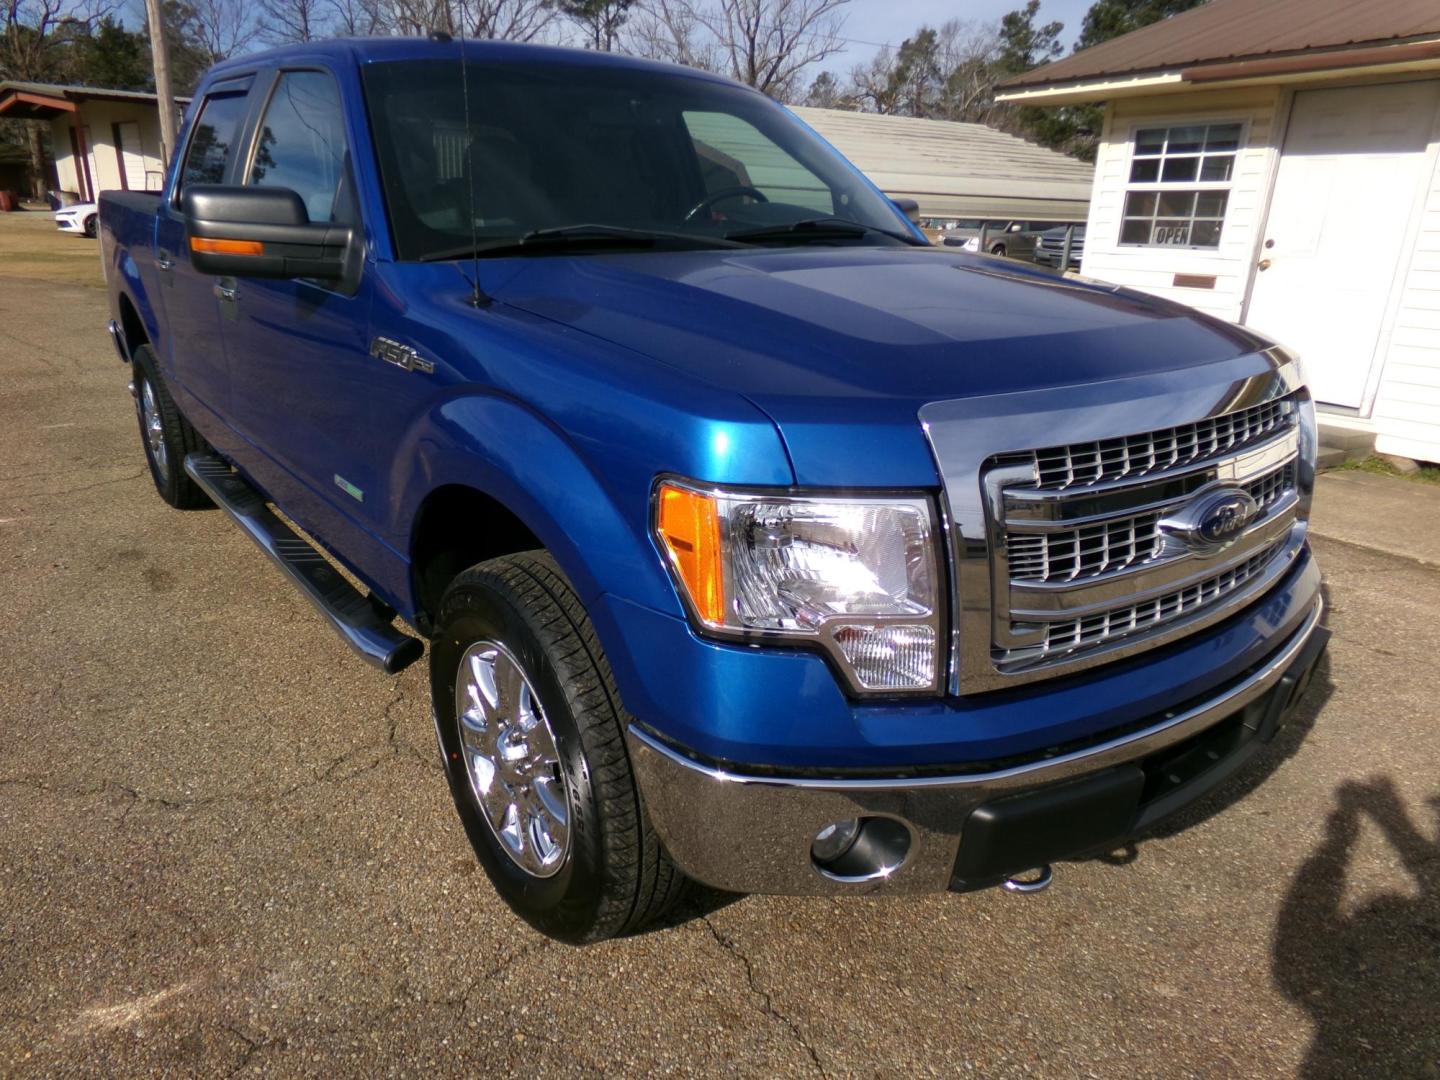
[100,38,1328,944]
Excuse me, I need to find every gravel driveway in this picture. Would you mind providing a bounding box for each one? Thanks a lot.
[1,244,1436,1077]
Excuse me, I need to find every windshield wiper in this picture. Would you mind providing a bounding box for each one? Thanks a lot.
[419,224,745,262]
[724,217,923,246]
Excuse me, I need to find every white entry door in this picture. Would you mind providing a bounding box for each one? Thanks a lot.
[1246,82,1440,409]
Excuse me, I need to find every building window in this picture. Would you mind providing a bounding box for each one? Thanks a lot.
[1120,122,1241,248]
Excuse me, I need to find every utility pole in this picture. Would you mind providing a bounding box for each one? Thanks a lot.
[144,0,179,168]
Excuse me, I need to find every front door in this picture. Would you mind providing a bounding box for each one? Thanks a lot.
[1246,82,1440,410]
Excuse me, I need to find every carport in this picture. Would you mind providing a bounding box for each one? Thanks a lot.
[790,105,1095,222]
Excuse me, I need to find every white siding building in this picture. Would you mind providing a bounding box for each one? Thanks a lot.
[0,82,184,202]
[999,0,1440,463]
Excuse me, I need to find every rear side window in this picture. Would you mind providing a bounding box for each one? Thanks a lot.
[179,91,250,192]
[249,70,354,224]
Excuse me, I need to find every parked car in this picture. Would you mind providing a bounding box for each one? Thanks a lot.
[942,220,1064,258]
[1034,224,1086,269]
[55,201,98,237]
[100,39,1327,944]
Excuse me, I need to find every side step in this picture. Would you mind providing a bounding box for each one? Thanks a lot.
[184,453,424,674]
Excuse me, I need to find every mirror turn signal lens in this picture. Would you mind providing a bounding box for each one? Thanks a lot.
[656,482,724,625]
[190,236,264,256]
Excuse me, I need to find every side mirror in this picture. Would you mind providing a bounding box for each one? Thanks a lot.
[1009,222,1024,233]
[890,197,921,224]
[181,185,351,280]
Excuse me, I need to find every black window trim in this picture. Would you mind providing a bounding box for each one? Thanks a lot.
[238,64,359,232]
[169,73,259,211]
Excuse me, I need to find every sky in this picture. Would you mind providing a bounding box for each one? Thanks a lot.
[820,0,1093,77]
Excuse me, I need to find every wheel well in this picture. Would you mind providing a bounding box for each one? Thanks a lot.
[411,485,543,629]
[118,293,148,356]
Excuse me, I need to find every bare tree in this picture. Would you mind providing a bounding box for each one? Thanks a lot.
[257,0,330,42]
[184,0,258,60]
[698,0,849,99]
[458,0,555,41]
[932,19,1000,122]
[623,0,720,71]
[325,0,387,35]
[845,47,900,114]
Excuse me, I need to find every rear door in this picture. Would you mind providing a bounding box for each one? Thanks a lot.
[154,79,255,441]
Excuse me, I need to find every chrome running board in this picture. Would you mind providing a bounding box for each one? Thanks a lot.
[184,453,423,674]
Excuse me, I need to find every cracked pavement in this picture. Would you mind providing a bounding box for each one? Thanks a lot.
[2,224,1438,1077]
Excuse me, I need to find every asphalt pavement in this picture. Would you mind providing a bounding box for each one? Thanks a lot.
[1,261,1437,1078]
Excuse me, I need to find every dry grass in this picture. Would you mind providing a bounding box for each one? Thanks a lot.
[0,209,105,289]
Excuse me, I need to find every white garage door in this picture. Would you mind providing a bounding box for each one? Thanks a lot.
[1245,81,1440,410]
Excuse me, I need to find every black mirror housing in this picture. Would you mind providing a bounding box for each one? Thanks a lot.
[890,197,920,224]
[182,185,351,280]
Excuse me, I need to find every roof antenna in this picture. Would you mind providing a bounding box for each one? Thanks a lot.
[453,4,490,307]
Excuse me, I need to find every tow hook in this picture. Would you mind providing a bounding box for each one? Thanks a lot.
[1002,865,1053,894]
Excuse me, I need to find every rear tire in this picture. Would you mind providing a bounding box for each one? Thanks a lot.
[131,345,212,510]
[431,551,687,943]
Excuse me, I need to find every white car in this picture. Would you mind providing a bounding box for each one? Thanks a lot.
[55,202,99,237]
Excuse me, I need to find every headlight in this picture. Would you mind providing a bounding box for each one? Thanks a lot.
[654,480,943,694]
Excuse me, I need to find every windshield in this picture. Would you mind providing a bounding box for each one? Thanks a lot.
[360,57,916,261]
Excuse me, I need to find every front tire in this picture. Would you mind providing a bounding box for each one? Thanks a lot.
[131,345,211,509]
[83,215,97,238]
[431,552,686,943]
[990,243,1007,256]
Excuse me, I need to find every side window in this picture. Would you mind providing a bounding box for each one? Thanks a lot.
[178,91,251,193]
[249,70,353,224]
[681,111,833,215]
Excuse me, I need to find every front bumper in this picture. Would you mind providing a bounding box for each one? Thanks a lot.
[628,593,1327,896]
[55,216,86,233]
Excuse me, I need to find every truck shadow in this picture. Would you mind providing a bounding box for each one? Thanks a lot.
[1272,777,1440,1077]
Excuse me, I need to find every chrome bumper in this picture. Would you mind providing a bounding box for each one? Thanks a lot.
[627,594,1325,896]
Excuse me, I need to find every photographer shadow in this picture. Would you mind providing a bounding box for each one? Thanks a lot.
[1273,777,1440,1077]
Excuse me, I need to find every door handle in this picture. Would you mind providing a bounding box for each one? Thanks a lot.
[1257,258,1272,271]
[157,251,174,272]
[214,282,237,302]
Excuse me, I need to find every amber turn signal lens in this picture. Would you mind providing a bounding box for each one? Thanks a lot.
[656,482,724,625]
[190,236,264,256]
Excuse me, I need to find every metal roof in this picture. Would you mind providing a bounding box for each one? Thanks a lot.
[791,106,1093,220]
[1002,0,1440,91]
[0,81,189,120]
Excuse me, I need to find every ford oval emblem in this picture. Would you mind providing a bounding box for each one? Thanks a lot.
[1159,487,1259,555]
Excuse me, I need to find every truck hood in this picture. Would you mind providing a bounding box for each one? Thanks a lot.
[493,247,1274,484]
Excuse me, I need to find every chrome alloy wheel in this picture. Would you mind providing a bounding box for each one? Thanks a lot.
[455,640,571,877]
[139,377,168,483]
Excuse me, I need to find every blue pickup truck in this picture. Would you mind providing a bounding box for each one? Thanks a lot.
[100,38,1328,943]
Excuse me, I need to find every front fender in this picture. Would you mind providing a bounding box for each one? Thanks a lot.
[394,392,682,620]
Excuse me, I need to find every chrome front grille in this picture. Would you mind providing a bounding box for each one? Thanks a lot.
[1029,397,1291,490]
[990,395,1306,675]
[1007,463,1294,585]
[1034,541,1285,657]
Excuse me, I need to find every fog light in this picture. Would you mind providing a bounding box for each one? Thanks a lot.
[832,624,937,690]
[811,818,862,865]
